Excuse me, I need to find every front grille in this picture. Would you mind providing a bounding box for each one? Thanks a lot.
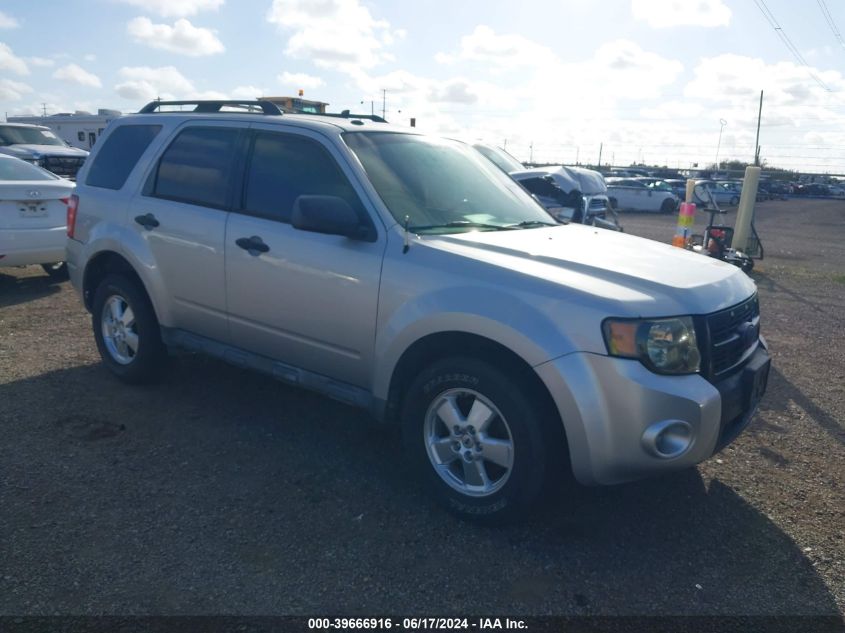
[588,197,608,210]
[42,156,85,177]
[705,295,760,377]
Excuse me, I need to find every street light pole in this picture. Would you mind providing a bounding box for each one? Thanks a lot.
[715,118,727,171]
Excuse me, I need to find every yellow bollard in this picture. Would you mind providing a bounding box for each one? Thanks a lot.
[733,167,760,252]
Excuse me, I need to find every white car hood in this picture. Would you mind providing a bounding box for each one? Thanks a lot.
[423,224,756,316]
[0,144,89,158]
[512,165,607,195]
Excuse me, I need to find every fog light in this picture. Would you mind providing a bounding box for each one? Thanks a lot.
[642,420,693,459]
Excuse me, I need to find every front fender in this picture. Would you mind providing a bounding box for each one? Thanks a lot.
[371,284,578,402]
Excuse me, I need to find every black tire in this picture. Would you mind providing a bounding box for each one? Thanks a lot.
[41,262,68,281]
[401,356,554,524]
[660,198,677,214]
[608,197,618,210]
[730,196,740,206]
[92,273,166,384]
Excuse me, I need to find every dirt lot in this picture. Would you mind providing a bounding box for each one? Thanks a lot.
[1,199,843,618]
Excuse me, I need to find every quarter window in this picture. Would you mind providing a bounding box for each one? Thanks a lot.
[86,124,162,190]
[243,132,366,224]
[153,127,240,208]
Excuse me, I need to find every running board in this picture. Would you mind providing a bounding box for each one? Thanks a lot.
[160,327,372,410]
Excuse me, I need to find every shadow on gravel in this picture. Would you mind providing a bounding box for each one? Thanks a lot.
[0,359,840,616]
[0,270,62,308]
[757,365,845,447]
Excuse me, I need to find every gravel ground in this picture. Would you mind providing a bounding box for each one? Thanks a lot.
[0,199,843,617]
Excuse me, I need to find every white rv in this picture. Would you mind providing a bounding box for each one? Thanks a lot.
[7,109,122,150]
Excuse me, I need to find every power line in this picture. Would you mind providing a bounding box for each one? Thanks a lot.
[817,0,845,49]
[752,0,831,91]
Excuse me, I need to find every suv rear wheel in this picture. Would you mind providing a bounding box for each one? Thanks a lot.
[401,357,549,523]
[92,273,166,383]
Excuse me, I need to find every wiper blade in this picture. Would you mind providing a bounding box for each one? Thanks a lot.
[409,221,515,232]
[506,220,559,228]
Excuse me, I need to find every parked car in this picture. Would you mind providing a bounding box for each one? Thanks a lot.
[661,178,688,200]
[605,177,679,213]
[0,122,89,179]
[795,183,831,196]
[0,154,75,279]
[827,184,845,197]
[472,143,621,231]
[692,180,740,207]
[66,100,770,523]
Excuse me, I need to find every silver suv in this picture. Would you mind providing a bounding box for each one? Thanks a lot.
[67,100,770,522]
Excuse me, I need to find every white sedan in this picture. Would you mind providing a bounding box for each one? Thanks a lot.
[0,154,75,279]
[605,177,679,213]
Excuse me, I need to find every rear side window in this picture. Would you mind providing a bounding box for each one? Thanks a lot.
[86,124,161,190]
[243,132,366,223]
[153,127,240,209]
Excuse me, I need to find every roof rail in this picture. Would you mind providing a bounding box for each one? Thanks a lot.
[313,110,388,123]
[138,100,283,115]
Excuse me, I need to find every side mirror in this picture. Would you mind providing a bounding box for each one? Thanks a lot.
[291,195,374,241]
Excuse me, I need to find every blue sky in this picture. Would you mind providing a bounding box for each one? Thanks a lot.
[2,0,845,171]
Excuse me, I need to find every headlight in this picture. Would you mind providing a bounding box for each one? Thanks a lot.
[602,316,701,374]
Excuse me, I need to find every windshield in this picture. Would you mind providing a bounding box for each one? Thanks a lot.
[0,157,60,181]
[344,132,555,233]
[0,126,65,147]
[472,144,525,173]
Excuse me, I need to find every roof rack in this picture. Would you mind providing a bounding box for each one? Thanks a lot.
[313,110,388,123]
[138,100,283,115]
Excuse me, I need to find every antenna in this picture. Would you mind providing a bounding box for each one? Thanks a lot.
[403,215,410,254]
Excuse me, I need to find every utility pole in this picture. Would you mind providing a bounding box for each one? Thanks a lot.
[529,141,534,164]
[503,138,508,151]
[381,89,387,120]
[715,118,727,170]
[575,146,579,165]
[598,142,603,167]
[41,102,47,116]
[754,90,763,167]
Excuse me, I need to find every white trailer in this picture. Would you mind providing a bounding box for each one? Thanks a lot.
[7,109,122,150]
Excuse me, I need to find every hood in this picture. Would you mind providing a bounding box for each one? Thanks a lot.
[0,144,89,158]
[422,224,756,317]
[512,165,607,195]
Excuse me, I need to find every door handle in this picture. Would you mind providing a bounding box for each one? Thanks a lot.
[134,213,159,229]
[235,236,270,254]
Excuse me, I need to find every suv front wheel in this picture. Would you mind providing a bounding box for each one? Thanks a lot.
[92,273,166,383]
[402,357,550,523]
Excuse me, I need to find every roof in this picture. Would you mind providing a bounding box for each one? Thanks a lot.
[0,121,50,129]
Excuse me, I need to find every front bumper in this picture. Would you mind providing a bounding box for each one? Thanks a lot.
[535,342,770,486]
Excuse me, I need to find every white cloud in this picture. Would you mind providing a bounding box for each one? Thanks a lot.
[0,78,32,100]
[267,0,401,70]
[437,25,555,71]
[119,0,224,17]
[0,10,19,28]
[84,53,97,62]
[27,56,55,67]
[632,0,731,28]
[115,65,196,101]
[278,71,324,89]
[0,42,28,75]
[127,17,224,56]
[53,63,102,88]
[230,85,264,99]
[429,79,479,105]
